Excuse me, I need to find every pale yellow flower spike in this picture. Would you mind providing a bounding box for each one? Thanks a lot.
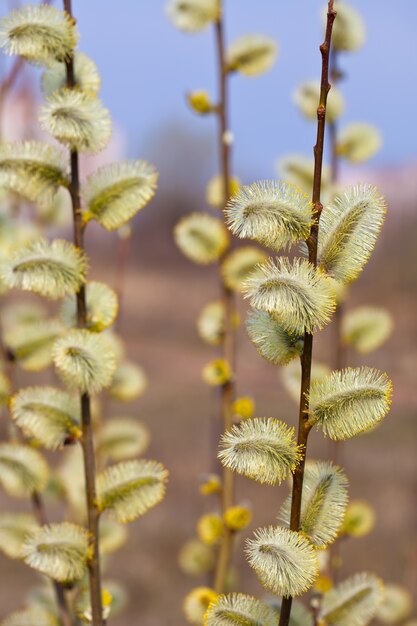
[52,329,117,395]
[96,459,169,523]
[318,184,387,284]
[61,281,119,333]
[40,88,112,154]
[279,460,349,549]
[226,34,278,77]
[4,318,63,372]
[221,246,268,292]
[0,5,78,66]
[42,52,101,97]
[82,160,158,231]
[246,526,319,597]
[218,417,302,486]
[178,539,215,576]
[232,396,255,420]
[174,212,230,265]
[246,310,304,366]
[205,593,277,626]
[202,358,232,386]
[277,154,331,195]
[1,607,58,626]
[166,0,220,33]
[282,360,331,405]
[197,301,228,346]
[226,180,313,252]
[342,500,376,538]
[22,522,90,584]
[109,361,148,402]
[321,573,384,626]
[99,519,128,555]
[0,442,49,497]
[1,238,87,300]
[206,174,241,209]
[309,366,392,441]
[337,123,382,163]
[294,79,344,123]
[97,418,150,463]
[183,587,218,625]
[224,505,252,531]
[199,473,222,495]
[342,306,393,354]
[0,141,68,204]
[244,256,336,336]
[328,2,366,52]
[197,513,224,546]
[11,386,81,451]
[0,513,39,560]
[376,584,413,625]
[187,90,215,115]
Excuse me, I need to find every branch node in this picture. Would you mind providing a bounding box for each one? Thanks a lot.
[317,105,326,120]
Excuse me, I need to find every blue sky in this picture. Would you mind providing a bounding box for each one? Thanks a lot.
[30,1,417,179]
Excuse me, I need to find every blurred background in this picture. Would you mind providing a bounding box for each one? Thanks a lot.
[0,0,416,624]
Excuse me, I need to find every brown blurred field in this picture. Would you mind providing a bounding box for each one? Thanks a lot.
[1,161,417,624]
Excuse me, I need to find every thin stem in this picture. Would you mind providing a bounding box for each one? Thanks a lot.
[212,2,237,595]
[31,492,73,626]
[310,596,321,626]
[63,2,103,624]
[279,3,336,625]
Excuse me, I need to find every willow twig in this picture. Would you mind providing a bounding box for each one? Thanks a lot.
[278,3,337,625]
[63,2,103,624]
[212,2,237,595]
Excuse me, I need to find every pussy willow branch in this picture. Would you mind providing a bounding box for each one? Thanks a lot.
[278,3,336,625]
[212,2,237,595]
[0,340,73,626]
[63,2,103,624]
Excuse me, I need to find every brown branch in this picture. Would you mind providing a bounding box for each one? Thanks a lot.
[310,595,321,626]
[212,3,237,595]
[278,3,336,625]
[63,2,103,625]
